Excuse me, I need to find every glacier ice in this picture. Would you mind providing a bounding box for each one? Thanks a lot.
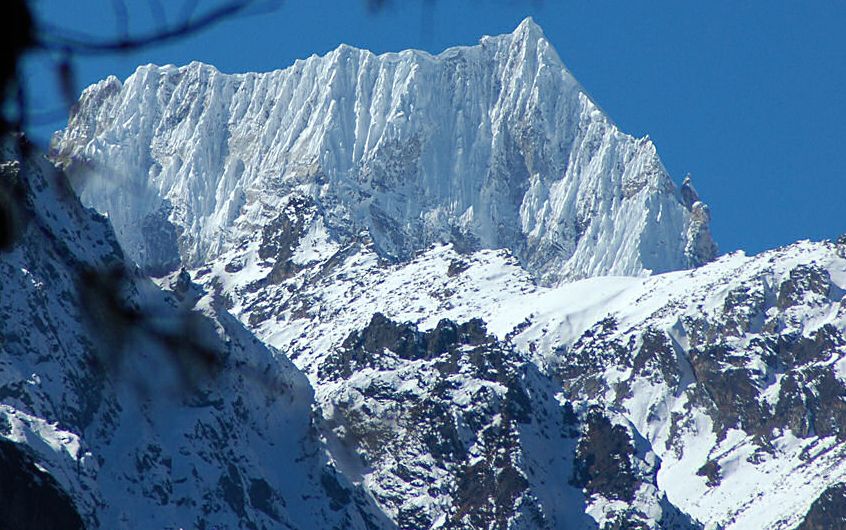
[53,17,716,284]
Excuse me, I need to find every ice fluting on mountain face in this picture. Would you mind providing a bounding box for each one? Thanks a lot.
[53,17,715,284]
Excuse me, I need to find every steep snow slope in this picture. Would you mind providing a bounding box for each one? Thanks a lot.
[53,18,715,284]
[0,140,704,529]
[0,142,385,529]
[194,215,846,529]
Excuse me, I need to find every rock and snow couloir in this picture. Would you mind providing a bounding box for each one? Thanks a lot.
[53,17,715,285]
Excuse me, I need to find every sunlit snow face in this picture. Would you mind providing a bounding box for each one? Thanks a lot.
[55,19,712,286]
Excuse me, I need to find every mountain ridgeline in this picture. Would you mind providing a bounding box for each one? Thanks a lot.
[53,17,715,285]
[0,18,842,530]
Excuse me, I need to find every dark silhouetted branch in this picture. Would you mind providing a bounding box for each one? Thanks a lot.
[36,0,260,55]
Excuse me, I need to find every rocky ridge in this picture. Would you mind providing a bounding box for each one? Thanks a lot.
[2,17,841,530]
[186,184,846,528]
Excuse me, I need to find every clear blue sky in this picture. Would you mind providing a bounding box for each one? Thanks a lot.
[24,0,846,255]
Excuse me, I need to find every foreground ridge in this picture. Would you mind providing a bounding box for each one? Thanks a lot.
[0,142,384,529]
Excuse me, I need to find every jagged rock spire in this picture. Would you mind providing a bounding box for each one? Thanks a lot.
[680,173,700,210]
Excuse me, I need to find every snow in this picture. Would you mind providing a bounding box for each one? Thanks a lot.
[836,357,846,384]
[0,145,380,529]
[26,15,846,530]
[202,234,846,529]
[55,18,713,286]
[1,405,82,461]
[291,216,339,265]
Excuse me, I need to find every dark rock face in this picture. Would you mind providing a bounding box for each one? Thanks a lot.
[695,461,721,488]
[679,176,699,211]
[684,323,846,442]
[452,420,530,530]
[688,343,769,437]
[322,313,490,379]
[836,234,846,258]
[631,328,681,389]
[570,409,702,530]
[776,265,831,310]
[447,259,470,277]
[555,263,846,449]
[319,314,578,529]
[256,196,314,284]
[572,411,637,503]
[796,482,846,530]
[139,202,182,277]
[685,201,718,268]
[0,439,84,530]
[319,314,701,529]
[554,316,629,399]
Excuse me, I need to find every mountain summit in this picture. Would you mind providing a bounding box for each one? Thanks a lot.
[5,18,845,530]
[53,18,715,284]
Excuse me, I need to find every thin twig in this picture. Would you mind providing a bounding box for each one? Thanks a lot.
[36,0,255,55]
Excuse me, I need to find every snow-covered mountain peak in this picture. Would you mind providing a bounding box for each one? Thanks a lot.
[9,17,846,528]
[513,15,544,36]
[485,16,545,51]
[53,19,716,284]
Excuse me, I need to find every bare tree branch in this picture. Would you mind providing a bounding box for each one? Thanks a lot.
[36,0,258,55]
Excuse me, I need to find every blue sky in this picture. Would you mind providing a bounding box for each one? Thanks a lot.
[25,0,846,255]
